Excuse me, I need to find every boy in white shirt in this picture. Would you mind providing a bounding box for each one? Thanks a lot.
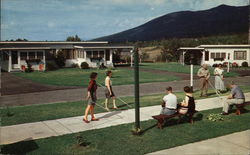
[161,87,178,115]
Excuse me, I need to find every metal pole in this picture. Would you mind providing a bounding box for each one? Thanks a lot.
[190,64,193,91]
[227,54,230,72]
[190,54,194,91]
[134,48,140,131]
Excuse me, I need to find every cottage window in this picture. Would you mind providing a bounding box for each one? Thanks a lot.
[211,52,226,59]
[106,50,110,61]
[221,53,226,59]
[29,52,35,60]
[99,51,104,58]
[93,51,98,58]
[20,52,27,60]
[3,52,9,61]
[234,51,246,60]
[86,51,92,58]
[37,52,43,60]
[211,53,215,59]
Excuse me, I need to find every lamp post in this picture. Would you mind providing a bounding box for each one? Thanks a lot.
[133,48,141,134]
[190,54,194,92]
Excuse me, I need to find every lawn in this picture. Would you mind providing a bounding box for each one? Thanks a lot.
[140,63,239,77]
[1,106,250,155]
[1,86,249,126]
[14,68,180,87]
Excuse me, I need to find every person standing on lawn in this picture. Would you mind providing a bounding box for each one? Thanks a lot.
[83,72,99,123]
[197,64,210,97]
[221,81,245,115]
[214,64,225,93]
[104,71,118,110]
[160,86,178,115]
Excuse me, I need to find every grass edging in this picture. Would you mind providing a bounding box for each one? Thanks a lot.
[1,87,250,126]
[1,106,250,155]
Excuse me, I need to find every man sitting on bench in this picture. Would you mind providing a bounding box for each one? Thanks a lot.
[160,86,178,115]
[222,81,245,115]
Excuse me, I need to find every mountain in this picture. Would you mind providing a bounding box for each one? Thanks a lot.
[93,5,249,42]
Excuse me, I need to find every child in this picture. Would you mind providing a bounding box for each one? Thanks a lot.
[83,72,99,123]
[178,86,195,115]
[104,71,118,110]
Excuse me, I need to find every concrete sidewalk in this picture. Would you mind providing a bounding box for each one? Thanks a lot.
[147,130,250,155]
[1,93,250,145]
[1,76,249,107]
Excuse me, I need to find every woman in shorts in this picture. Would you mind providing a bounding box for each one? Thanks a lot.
[83,72,99,123]
[104,71,118,110]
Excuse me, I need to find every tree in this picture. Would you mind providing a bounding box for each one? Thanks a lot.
[160,39,181,62]
[139,51,149,63]
[66,35,81,41]
[55,51,66,67]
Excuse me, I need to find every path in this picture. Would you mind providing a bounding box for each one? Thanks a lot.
[0,72,77,95]
[1,76,249,107]
[1,93,250,145]
[147,130,250,155]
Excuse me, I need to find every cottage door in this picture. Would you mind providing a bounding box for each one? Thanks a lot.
[12,51,19,69]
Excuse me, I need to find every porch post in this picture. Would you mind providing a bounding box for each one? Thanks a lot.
[84,50,87,59]
[18,51,21,69]
[104,50,106,61]
[202,50,205,65]
[110,49,113,65]
[43,50,46,71]
[130,49,133,67]
[182,51,186,66]
[8,51,12,72]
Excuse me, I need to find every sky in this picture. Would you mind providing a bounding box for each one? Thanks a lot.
[1,0,249,41]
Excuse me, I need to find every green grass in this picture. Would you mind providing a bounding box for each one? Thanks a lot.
[14,68,180,87]
[141,63,239,77]
[1,106,250,155]
[1,86,249,126]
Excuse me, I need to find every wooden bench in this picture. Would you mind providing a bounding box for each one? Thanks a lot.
[152,110,198,129]
[235,101,250,115]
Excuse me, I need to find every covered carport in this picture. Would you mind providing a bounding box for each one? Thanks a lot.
[178,47,206,65]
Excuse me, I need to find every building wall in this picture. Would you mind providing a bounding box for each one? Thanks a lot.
[65,49,113,68]
[204,47,250,66]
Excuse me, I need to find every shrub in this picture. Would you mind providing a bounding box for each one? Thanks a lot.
[55,51,65,68]
[207,113,224,122]
[232,62,238,68]
[25,60,33,73]
[81,62,89,69]
[241,61,248,67]
[46,62,57,71]
[99,63,107,69]
[212,64,218,67]
[222,62,228,67]
[71,63,79,68]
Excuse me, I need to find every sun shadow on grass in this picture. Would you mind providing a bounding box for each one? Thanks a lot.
[163,113,203,128]
[1,138,39,154]
[117,102,134,109]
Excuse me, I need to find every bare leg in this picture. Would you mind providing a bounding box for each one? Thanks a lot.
[105,98,109,110]
[84,105,91,120]
[113,97,117,109]
[90,105,95,119]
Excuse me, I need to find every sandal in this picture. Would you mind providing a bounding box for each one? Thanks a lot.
[83,118,90,123]
[91,118,99,121]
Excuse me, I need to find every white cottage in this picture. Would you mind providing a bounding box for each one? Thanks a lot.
[178,45,250,66]
[0,41,134,72]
